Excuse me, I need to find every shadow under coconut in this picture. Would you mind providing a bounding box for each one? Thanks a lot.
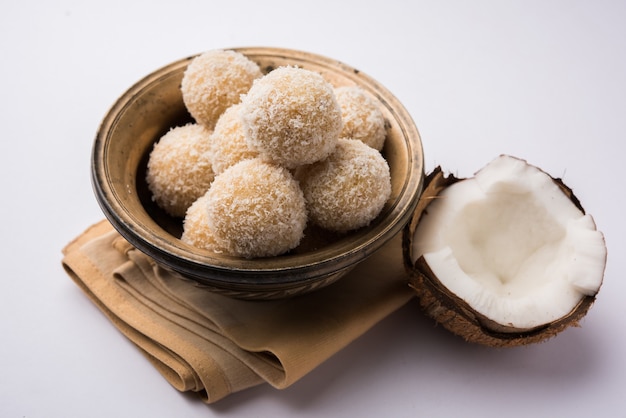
[412,304,603,386]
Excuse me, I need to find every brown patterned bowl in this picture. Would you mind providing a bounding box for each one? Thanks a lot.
[91,47,424,299]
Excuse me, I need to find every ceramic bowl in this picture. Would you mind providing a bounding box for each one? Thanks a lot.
[91,47,424,299]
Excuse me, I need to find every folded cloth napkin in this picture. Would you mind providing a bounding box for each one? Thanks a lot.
[62,220,414,403]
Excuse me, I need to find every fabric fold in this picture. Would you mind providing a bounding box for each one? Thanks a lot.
[62,220,414,403]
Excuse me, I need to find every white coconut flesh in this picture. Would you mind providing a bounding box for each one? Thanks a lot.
[411,155,606,330]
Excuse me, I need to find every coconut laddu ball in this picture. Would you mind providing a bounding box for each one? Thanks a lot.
[205,158,308,258]
[146,123,215,218]
[298,138,391,232]
[334,86,387,151]
[181,49,263,130]
[181,192,220,251]
[210,103,259,175]
[240,66,343,169]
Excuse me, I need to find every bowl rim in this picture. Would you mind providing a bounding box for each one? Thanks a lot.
[92,46,424,288]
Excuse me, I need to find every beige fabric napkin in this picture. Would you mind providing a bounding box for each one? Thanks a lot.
[62,220,414,403]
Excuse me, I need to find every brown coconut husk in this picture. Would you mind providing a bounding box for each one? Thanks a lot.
[402,163,600,348]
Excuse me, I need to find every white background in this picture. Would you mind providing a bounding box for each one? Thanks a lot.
[1,1,624,417]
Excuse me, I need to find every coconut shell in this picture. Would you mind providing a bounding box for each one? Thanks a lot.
[402,163,601,347]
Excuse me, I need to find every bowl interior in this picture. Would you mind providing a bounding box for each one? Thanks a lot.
[92,47,424,293]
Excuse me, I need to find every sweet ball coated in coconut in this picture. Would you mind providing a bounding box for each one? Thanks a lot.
[210,103,259,175]
[145,123,215,218]
[240,66,343,169]
[205,158,308,258]
[181,49,263,130]
[298,138,391,232]
[335,86,387,151]
[181,192,219,251]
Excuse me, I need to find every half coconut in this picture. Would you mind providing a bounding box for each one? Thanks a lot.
[403,155,607,347]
